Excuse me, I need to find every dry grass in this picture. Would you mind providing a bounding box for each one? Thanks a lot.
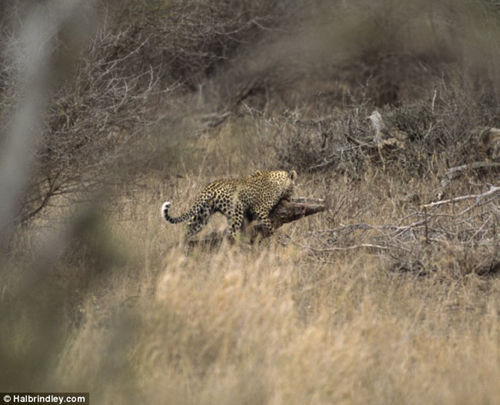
[3,158,497,404]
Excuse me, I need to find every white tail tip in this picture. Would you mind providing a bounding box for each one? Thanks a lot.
[161,201,171,218]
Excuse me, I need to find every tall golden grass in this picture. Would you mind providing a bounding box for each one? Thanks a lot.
[9,165,489,404]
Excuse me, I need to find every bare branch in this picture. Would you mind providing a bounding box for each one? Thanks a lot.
[422,186,500,210]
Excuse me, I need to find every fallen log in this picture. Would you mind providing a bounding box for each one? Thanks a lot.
[187,197,326,250]
[440,161,500,187]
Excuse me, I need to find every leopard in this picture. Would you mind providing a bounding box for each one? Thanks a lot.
[162,170,297,240]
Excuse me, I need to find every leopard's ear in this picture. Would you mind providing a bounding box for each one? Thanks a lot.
[289,170,298,181]
[254,170,263,176]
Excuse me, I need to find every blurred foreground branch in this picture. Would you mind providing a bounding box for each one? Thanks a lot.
[0,0,92,243]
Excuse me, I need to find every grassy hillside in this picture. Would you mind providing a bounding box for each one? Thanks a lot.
[0,1,499,404]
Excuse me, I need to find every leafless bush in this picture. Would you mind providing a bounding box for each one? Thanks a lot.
[273,77,499,177]
[0,0,309,226]
[21,24,166,222]
[105,0,297,89]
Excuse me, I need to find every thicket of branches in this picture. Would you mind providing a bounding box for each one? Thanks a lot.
[0,0,296,225]
[0,0,499,227]
[272,82,499,175]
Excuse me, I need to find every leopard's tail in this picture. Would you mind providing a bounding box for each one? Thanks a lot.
[161,201,192,224]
